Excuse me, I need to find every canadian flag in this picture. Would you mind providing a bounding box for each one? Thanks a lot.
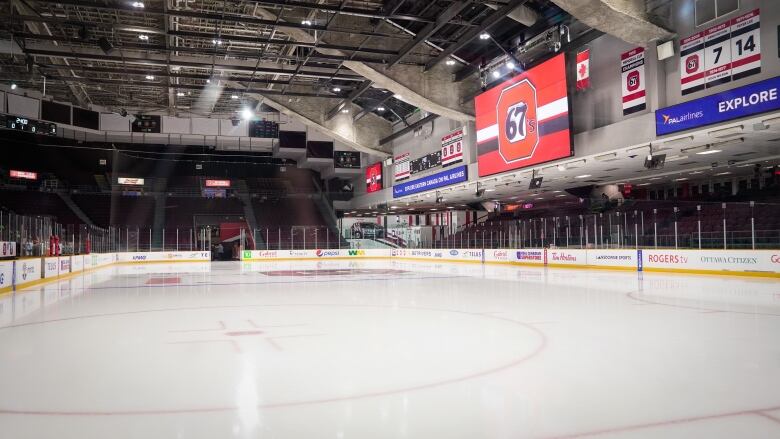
[576,49,590,90]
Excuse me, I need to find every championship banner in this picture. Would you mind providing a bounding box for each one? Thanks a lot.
[475,53,571,177]
[441,127,464,167]
[680,32,705,95]
[394,152,410,182]
[621,47,646,115]
[365,162,383,193]
[576,49,590,90]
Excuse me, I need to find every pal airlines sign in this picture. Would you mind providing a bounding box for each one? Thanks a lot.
[656,76,780,135]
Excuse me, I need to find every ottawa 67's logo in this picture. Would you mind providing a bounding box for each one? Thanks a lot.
[685,54,699,74]
[626,70,640,92]
[497,79,538,163]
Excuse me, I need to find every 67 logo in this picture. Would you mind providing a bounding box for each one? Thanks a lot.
[497,79,539,163]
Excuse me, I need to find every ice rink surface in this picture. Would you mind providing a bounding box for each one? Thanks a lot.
[1,259,779,439]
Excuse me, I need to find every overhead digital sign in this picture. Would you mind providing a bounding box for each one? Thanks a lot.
[475,53,572,177]
[205,179,231,187]
[334,151,361,169]
[656,75,780,136]
[393,165,467,198]
[5,115,57,135]
[10,170,37,180]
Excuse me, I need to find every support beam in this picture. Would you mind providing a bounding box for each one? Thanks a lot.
[380,113,439,145]
[550,0,672,46]
[325,80,372,121]
[387,0,472,68]
[425,0,530,72]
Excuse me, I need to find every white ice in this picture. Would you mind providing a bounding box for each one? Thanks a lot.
[1,259,779,439]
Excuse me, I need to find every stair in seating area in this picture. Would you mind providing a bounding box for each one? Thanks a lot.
[56,190,94,226]
[235,179,262,248]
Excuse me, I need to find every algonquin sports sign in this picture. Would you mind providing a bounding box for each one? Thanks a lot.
[475,54,572,177]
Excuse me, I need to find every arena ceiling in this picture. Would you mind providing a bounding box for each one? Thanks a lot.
[0,0,570,124]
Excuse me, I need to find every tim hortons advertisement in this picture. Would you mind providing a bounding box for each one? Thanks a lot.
[546,249,587,266]
[475,53,572,177]
[642,250,780,274]
[365,162,383,193]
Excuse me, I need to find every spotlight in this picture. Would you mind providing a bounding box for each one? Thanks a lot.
[241,108,254,120]
[132,1,144,7]
[10,83,17,90]
[479,32,490,40]
[206,79,211,84]
[492,70,501,79]
[341,108,349,114]
[301,19,312,26]
[445,59,456,66]
[332,87,341,92]
[376,106,385,112]
[138,34,149,41]
[212,39,222,45]
[506,61,515,69]
[231,94,238,99]
[145,75,154,80]
[176,91,185,97]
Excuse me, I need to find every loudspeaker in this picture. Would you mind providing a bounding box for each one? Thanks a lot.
[529,176,543,190]
[644,154,666,170]
[98,37,113,54]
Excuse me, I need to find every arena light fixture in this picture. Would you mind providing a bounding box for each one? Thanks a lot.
[301,19,312,26]
[506,61,515,69]
[445,59,456,66]
[176,92,185,97]
[10,83,17,90]
[132,1,144,8]
[241,108,254,120]
[674,177,688,181]
[341,109,349,114]
[492,70,501,79]
[696,149,721,155]
[138,34,149,41]
[212,39,222,45]
[231,94,238,99]
[376,106,385,112]
[145,75,154,80]
[332,87,341,92]
[575,174,591,179]
[479,32,490,40]
[714,171,731,176]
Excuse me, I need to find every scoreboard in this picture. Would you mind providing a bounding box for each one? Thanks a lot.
[131,115,161,133]
[5,115,57,135]
[249,120,279,138]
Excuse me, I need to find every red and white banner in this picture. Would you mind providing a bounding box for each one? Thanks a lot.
[576,49,590,90]
[704,21,732,87]
[621,47,646,115]
[365,162,383,193]
[10,170,37,180]
[394,152,410,182]
[730,9,761,81]
[441,127,464,167]
[475,54,571,177]
[680,32,705,95]
[205,179,231,187]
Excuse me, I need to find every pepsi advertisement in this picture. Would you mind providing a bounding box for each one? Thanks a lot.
[393,165,467,198]
[656,75,780,136]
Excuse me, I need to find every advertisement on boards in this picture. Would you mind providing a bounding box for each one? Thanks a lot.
[475,54,572,177]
